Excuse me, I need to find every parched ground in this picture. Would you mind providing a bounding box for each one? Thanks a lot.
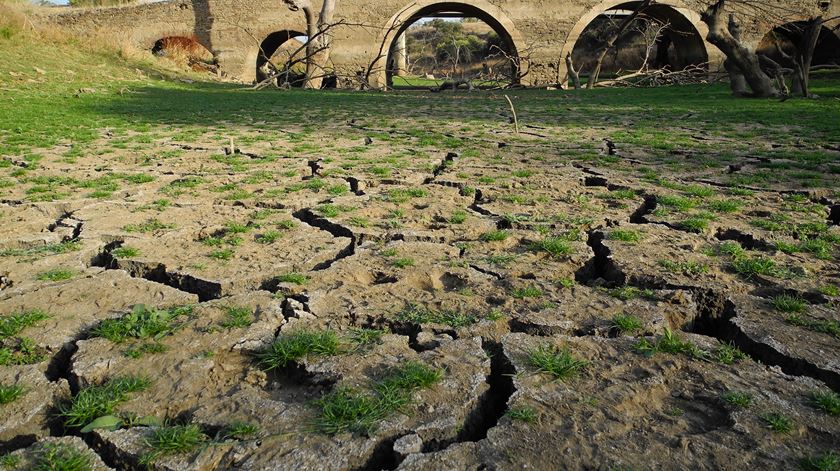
[1,33,839,471]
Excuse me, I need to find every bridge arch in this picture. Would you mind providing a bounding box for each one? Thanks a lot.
[371,0,526,89]
[255,30,307,85]
[561,0,711,85]
[757,21,840,68]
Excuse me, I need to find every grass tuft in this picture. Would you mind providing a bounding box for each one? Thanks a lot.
[60,376,152,429]
[141,423,207,464]
[0,383,25,405]
[527,344,588,381]
[257,330,340,370]
[809,391,840,416]
[92,305,191,343]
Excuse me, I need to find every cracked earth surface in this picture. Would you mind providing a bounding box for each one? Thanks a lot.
[1,95,839,470]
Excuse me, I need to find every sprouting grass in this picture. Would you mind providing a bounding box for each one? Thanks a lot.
[762,412,794,434]
[392,258,415,268]
[527,344,588,381]
[315,361,442,435]
[124,342,167,359]
[141,423,207,464]
[512,286,543,299]
[0,310,50,338]
[0,241,81,258]
[819,285,840,297]
[530,237,573,257]
[772,294,807,313]
[731,255,786,278]
[611,314,643,335]
[92,305,192,343]
[449,210,467,224]
[122,218,175,233]
[0,337,47,366]
[715,242,745,257]
[35,268,76,282]
[506,406,538,423]
[809,391,840,416]
[708,199,742,213]
[32,443,94,471]
[0,383,25,404]
[223,421,260,440]
[220,306,254,329]
[480,230,509,242]
[257,330,340,370]
[714,342,747,365]
[679,216,710,233]
[348,328,385,350]
[634,329,704,359]
[658,259,709,276]
[486,254,516,267]
[657,195,695,212]
[787,314,840,339]
[209,248,234,260]
[607,230,641,243]
[605,286,656,301]
[112,246,140,258]
[59,376,152,429]
[274,273,308,285]
[722,391,752,408]
[255,230,281,244]
[800,452,840,471]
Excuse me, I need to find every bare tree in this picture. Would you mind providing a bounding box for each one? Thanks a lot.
[282,0,338,89]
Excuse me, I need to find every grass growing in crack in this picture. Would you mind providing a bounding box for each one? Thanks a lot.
[0,241,81,258]
[112,246,140,258]
[92,305,192,343]
[141,423,207,464]
[506,406,538,423]
[36,268,76,282]
[772,294,807,313]
[275,273,308,285]
[60,376,152,429]
[222,421,260,440]
[809,391,840,416]
[480,230,509,242]
[722,391,752,408]
[527,344,588,382]
[32,443,94,471]
[0,383,25,404]
[611,314,643,335]
[257,330,340,370]
[657,195,695,212]
[348,328,385,350]
[607,230,641,243]
[220,306,254,329]
[0,310,50,338]
[786,314,840,339]
[762,412,794,434]
[255,230,281,244]
[315,361,442,435]
[530,237,573,257]
[819,285,840,297]
[801,452,840,471]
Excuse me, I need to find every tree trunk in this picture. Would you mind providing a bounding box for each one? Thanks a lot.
[586,0,651,88]
[794,16,822,97]
[308,0,337,89]
[700,0,779,97]
[565,53,581,90]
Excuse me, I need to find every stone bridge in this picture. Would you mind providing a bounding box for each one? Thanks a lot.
[43,0,840,87]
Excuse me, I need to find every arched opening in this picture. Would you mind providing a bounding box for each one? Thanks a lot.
[757,22,840,68]
[151,35,216,73]
[381,2,521,90]
[256,30,308,87]
[569,2,708,80]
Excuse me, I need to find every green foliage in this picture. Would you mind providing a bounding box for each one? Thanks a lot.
[0,309,50,338]
[527,344,588,381]
[32,443,94,471]
[657,259,709,276]
[111,246,139,258]
[142,424,207,464]
[219,306,254,329]
[506,406,538,423]
[92,305,192,343]
[722,391,752,408]
[0,383,25,405]
[449,210,467,224]
[530,237,573,257]
[348,328,385,350]
[36,269,76,282]
[801,452,840,471]
[611,314,643,334]
[60,376,152,429]
[607,230,641,243]
[772,294,807,313]
[122,218,175,233]
[714,342,747,365]
[605,286,656,301]
[809,391,840,416]
[392,258,415,268]
[315,361,441,435]
[634,329,704,359]
[257,330,340,370]
[223,421,260,440]
[762,412,794,434]
[657,195,695,212]
[274,273,308,285]
[480,230,509,242]
[512,286,543,299]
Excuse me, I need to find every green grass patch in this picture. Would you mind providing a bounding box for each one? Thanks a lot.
[92,305,192,343]
[35,268,76,282]
[141,423,207,464]
[257,330,340,370]
[219,306,254,329]
[527,344,588,381]
[0,383,25,405]
[59,376,152,429]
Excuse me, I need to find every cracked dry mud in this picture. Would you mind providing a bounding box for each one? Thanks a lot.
[1,115,839,471]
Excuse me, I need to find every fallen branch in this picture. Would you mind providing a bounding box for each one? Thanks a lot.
[504,95,519,134]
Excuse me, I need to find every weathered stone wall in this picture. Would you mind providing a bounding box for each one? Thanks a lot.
[38,0,837,86]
